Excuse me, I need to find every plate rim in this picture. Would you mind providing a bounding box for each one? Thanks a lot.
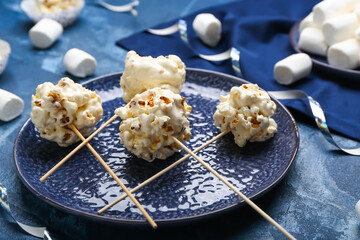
[289,19,360,77]
[13,68,299,226]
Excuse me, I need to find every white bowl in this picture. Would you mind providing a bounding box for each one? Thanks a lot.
[20,0,85,28]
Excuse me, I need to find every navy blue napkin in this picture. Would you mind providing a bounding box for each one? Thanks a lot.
[117,0,360,141]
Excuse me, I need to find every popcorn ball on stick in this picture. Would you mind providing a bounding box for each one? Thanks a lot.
[34,78,157,228]
[213,84,277,147]
[31,77,103,147]
[115,87,192,162]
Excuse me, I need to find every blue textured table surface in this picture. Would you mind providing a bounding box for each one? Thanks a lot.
[1,0,360,239]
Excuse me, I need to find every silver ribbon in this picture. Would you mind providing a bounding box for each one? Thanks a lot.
[0,182,51,239]
[269,90,360,156]
[98,0,139,15]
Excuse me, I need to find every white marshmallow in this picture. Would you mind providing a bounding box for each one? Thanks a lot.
[0,89,24,122]
[322,13,358,46]
[355,26,360,40]
[192,13,222,47]
[299,27,328,57]
[63,48,97,78]
[299,13,318,32]
[356,200,360,219]
[346,0,360,11]
[29,18,63,49]
[313,0,348,26]
[354,5,360,17]
[327,38,360,69]
[274,53,312,85]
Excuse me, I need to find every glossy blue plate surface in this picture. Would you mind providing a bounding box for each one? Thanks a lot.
[290,20,360,79]
[14,69,299,225]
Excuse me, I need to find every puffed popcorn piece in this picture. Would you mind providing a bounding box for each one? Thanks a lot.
[0,89,24,122]
[29,18,63,49]
[213,84,277,148]
[299,27,328,57]
[299,13,318,32]
[356,200,360,219]
[115,88,192,162]
[192,13,222,47]
[327,38,360,69]
[313,0,349,26]
[274,53,312,85]
[63,48,97,78]
[322,13,358,46]
[30,77,103,147]
[120,51,186,103]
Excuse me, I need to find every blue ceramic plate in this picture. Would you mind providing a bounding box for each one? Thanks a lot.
[14,69,299,225]
[290,20,360,79]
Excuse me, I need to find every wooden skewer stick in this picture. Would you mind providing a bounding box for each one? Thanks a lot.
[98,129,231,214]
[40,114,118,182]
[170,136,296,240]
[69,124,157,229]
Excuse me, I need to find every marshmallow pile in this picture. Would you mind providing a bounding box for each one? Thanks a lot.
[115,88,192,162]
[299,0,360,69]
[213,84,277,147]
[120,50,186,103]
[116,51,192,162]
[30,77,103,147]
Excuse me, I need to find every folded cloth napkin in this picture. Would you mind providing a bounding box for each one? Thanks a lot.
[117,0,360,142]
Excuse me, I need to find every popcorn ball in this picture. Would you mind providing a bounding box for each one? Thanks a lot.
[120,50,186,103]
[30,77,103,147]
[213,84,277,147]
[115,88,192,162]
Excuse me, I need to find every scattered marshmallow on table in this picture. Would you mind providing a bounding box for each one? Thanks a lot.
[0,39,11,75]
[192,13,222,47]
[274,53,312,85]
[356,200,360,219]
[299,27,328,57]
[327,38,360,69]
[322,13,358,46]
[63,48,97,78]
[29,18,63,49]
[0,89,24,122]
